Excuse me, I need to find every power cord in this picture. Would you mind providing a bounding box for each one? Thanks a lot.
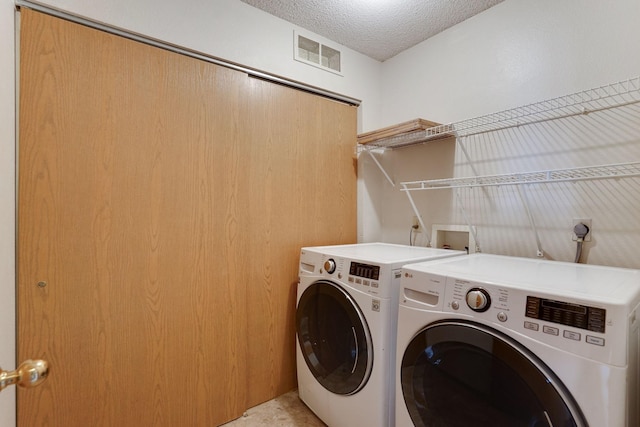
[573,223,589,263]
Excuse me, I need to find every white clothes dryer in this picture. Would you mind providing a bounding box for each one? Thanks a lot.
[396,253,640,427]
[296,243,465,427]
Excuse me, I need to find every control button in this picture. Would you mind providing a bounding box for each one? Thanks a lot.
[348,277,354,283]
[543,326,559,336]
[363,280,370,287]
[371,281,379,288]
[466,288,491,312]
[355,278,362,285]
[337,273,342,279]
[371,300,380,312]
[524,321,539,331]
[497,312,508,322]
[586,335,605,346]
[323,259,336,274]
[451,301,460,310]
[563,330,581,341]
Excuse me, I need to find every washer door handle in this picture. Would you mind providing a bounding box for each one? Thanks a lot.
[350,326,358,373]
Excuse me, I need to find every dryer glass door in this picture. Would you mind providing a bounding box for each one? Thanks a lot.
[400,321,587,427]
[296,280,373,395]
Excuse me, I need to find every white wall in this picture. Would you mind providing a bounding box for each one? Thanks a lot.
[363,0,640,268]
[0,0,16,424]
[380,0,640,125]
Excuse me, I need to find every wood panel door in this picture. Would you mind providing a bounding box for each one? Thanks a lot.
[17,8,356,427]
[242,76,357,407]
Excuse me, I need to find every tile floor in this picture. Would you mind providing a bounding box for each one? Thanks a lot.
[222,390,326,426]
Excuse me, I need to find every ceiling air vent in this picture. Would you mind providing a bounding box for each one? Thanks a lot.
[294,31,342,75]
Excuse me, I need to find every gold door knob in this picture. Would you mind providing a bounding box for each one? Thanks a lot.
[0,359,49,392]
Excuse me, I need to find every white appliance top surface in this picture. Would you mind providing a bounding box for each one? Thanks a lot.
[303,243,465,265]
[405,253,640,303]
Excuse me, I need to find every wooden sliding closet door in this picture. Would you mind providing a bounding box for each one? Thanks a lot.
[18,8,356,427]
[242,77,357,407]
[18,9,251,426]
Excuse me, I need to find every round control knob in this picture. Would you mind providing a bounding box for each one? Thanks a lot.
[451,301,460,310]
[466,288,491,312]
[324,259,336,274]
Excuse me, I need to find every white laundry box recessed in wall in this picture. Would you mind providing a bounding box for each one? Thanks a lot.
[431,224,476,253]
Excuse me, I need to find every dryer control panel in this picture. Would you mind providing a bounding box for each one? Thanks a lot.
[349,261,380,281]
[299,251,393,298]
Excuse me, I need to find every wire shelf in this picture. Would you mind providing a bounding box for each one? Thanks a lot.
[359,128,454,150]
[400,161,640,191]
[359,76,640,152]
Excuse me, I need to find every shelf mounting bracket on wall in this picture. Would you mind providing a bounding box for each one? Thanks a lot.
[365,150,395,187]
[454,137,483,252]
[454,189,482,253]
[357,119,447,187]
[457,137,480,177]
[515,184,544,257]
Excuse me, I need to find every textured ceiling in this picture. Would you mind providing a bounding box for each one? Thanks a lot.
[240,0,504,62]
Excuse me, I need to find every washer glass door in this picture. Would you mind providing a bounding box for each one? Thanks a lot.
[401,321,586,427]
[296,280,373,395]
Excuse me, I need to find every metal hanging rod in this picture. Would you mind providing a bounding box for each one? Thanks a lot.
[15,0,361,107]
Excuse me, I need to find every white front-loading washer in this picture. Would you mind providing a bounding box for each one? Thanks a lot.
[396,253,640,427]
[296,243,465,427]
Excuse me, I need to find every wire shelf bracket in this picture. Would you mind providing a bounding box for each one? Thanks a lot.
[365,149,395,187]
[516,184,544,258]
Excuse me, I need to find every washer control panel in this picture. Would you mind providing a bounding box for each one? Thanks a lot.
[525,296,606,333]
[434,276,620,364]
[400,261,633,366]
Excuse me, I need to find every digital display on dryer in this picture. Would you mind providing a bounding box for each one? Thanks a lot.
[525,296,606,333]
[349,262,380,280]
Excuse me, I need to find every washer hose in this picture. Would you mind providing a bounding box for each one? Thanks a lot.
[573,223,590,263]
